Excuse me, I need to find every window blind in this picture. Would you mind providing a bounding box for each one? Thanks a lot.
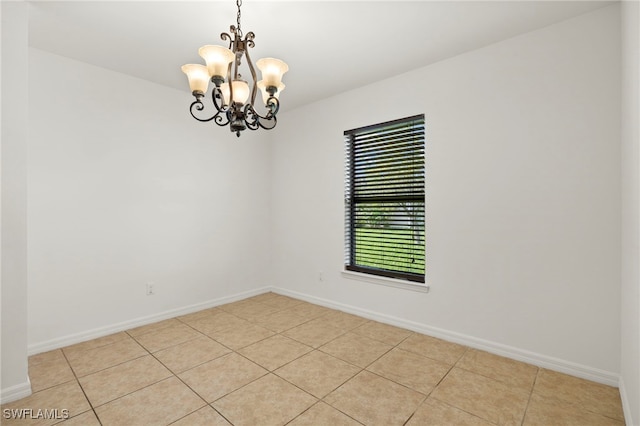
[344,114,425,283]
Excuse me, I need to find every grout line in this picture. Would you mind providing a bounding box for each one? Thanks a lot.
[427,397,495,424]
[146,346,212,423]
[125,318,184,339]
[209,404,235,426]
[59,350,103,426]
[284,400,365,426]
[72,331,190,420]
[25,293,624,425]
[521,368,541,426]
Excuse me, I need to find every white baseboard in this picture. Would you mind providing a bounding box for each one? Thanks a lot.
[273,287,621,387]
[26,285,621,389]
[27,287,271,356]
[619,376,637,426]
[1,379,32,404]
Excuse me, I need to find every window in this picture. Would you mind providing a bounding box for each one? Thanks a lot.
[344,114,425,283]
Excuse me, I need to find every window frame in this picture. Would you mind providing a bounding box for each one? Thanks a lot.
[344,114,426,284]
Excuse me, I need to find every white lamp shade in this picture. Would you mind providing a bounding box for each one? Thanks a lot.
[232,80,250,104]
[257,80,285,104]
[198,45,234,78]
[220,80,250,105]
[256,58,288,88]
[181,64,210,93]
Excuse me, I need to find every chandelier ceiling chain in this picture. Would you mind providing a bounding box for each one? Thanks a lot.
[236,0,242,35]
[181,0,288,137]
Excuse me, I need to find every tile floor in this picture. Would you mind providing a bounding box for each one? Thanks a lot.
[1,292,625,425]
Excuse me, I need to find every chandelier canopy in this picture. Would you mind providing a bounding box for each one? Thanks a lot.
[181,0,288,137]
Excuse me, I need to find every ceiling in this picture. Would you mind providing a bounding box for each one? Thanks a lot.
[28,1,615,112]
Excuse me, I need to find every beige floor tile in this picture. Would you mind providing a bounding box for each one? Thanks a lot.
[126,318,182,337]
[351,321,413,346]
[407,398,493,426]
[283,318,346,348]
[57,410,101,426]
[260,310,309,333]
[178,352,267,402]
[367,347,450,394]
[206,322,275,350]
[212,374,317,426]
[238,334,312,371]
[398,333,467,365]
[320,332,392,368]
[170,406,231,426]
[29,356,75,392]
[95,377,204,426]
[184,311,248,335]
[65,338,147,377]
[154,335,231,373]
[62,332,130,357]
[275,350,361,398]
[324,370,425,425]
[79,355,172,407]
[288,402,362,426]
[10,295,623,426]
[176,307,220,323]
[457,349,538,392]
[231,303,283,322]
[430,367,530,425]
[287,302,334,320]
[132,323,201,353]
[245,292,278,303]
[534,369,624,421]
[1,382,90,426]
[258,294,304,310]
[29,349,65,366]
[217,299,265,316]
[524,392,624,426]
[321,311,369,331]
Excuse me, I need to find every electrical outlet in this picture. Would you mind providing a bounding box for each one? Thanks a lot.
[146,282,155,296]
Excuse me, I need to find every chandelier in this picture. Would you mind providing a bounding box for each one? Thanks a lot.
[181,0,288,137]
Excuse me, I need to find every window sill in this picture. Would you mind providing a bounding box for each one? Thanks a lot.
[341,270,430,293]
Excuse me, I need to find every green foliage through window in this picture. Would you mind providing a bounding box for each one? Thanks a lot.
[344,115,425,283]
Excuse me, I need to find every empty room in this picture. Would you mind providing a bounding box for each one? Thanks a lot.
[1,0,639,425]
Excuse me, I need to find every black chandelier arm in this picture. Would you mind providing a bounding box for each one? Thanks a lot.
[243,102,275,122]
[211,86,228,113]
[244,32,255,49]
[221,31,233,49]
[243,103,278,131]
[256,114,277,130]
[245,116,260,131]
[211,88,231,127]
[210,112,229,127]
[189,99,219,123]
[229,24,240,37]
[224,108,237,128]
[243,104,259,129]
[265,96,280,116]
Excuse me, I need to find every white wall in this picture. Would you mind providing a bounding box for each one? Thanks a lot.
[1,1,31,403]
[620,0,640,423]
[27,49,272,351]
[271,5,621,382]
[11,2,632,415]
